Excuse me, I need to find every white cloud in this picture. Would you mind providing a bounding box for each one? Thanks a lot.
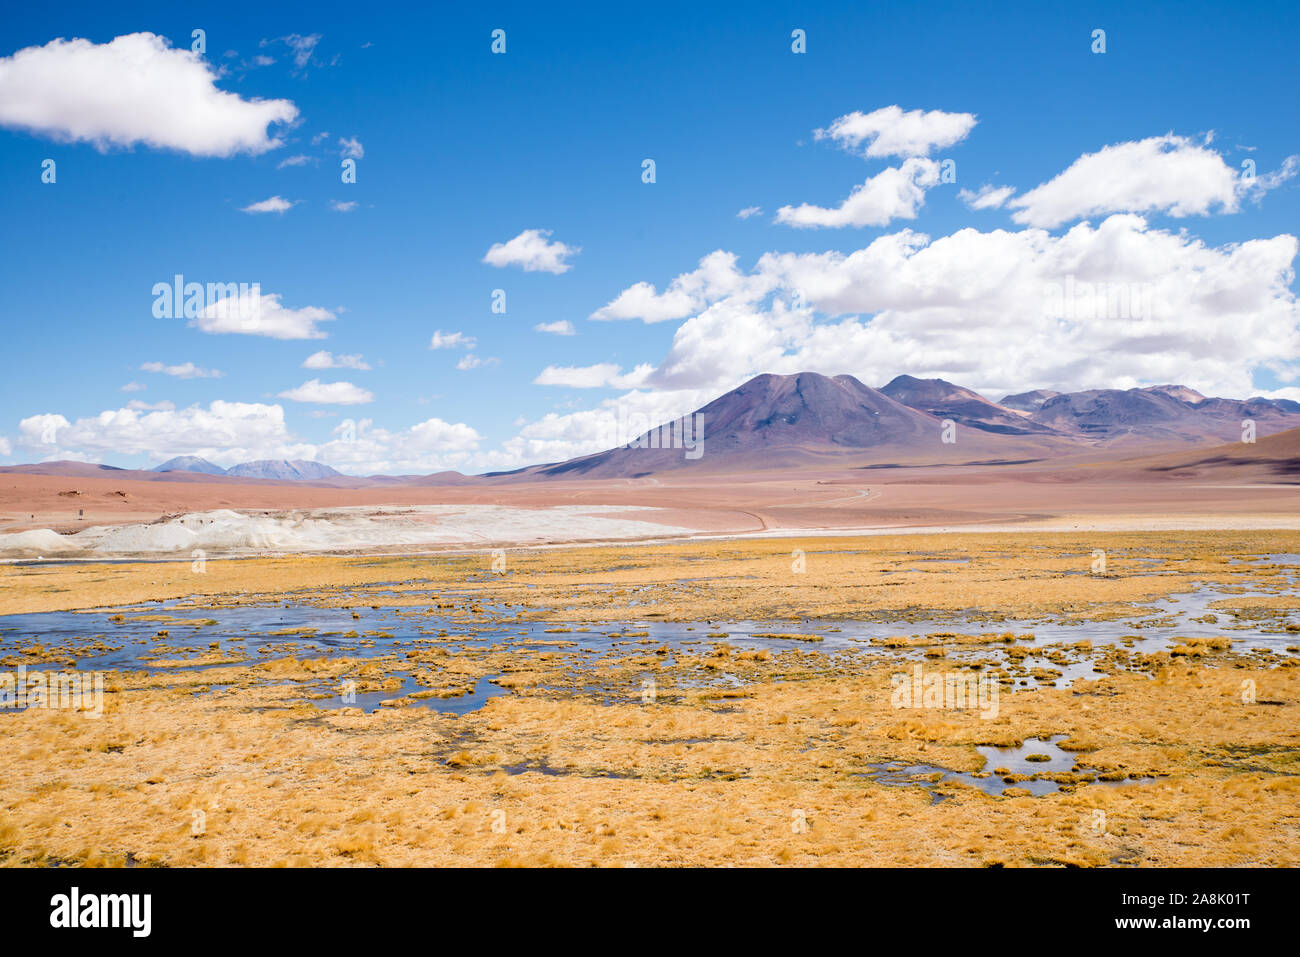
[591,250,745,323]
[483,229,579,274]
[1008,134,1243,228]
[775,158,940,228]
[494,388,714,467]
[737,206,762,219]
[959,184,1015,210]
[120,381,146,392]
[338,136,363,159]
[456,354,498,371]
[277,154,311,168]
[17,401,308,462]
[533,363,653,389]
[429,330,476,350]
[126,399,175,411]
[594,214,1300,403]
[330,200,358,212]
[816,106,977,159]
[277,379,374,404]
[0,436,10,456]
[193,290,336,339]
[0,33,297,156]
[302,350,370,370]
[312,417,482,474]
[140,361,222,379]
[534,320,575,335]
[241,195,294,214]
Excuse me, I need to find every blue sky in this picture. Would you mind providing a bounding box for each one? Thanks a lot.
[1,1,1297,474]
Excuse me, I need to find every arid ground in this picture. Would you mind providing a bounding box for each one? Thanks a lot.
[1,530,1297,867]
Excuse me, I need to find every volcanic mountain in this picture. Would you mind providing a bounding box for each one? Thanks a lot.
[513,372,1069,479]
[153,455,227,475]
[224,460,343,481]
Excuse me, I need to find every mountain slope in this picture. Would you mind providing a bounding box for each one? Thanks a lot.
[153,455,227,475]
[224,460,343,481]
[880,375,1056,435]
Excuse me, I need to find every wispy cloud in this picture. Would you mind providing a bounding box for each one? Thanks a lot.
[140,361,222,379]
[277,379,374,404]
[241,195,295,214]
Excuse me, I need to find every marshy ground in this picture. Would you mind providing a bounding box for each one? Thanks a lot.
[1,530,1298,866]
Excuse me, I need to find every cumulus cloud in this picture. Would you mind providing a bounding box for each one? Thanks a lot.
[311,417,482,475]
[338,136,363,159]
[456,354,498,371]
[302,350,370,370]
[329,200,358,212]
[192,290,336,339]
[276,154,311,168]
[0,33,297,156]
[816,106,977,159]
[429,330,475,350]
[959,184,1015,210]
[17,401,306,462]
[737,206,762,219]
[241,195,294,214]
[591,250,745,323]
[483,229,579,274]
[534,320,575,335]
[1008,134,1245,228]
[775,158,940,228]
[140,361,222,379]
[591,214,1300,402]
[277,379,374,404]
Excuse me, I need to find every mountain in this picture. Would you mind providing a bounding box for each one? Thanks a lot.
[1027,387,1300,445]
[880,375,1056,435]
[1143,384,1206,404]
[999,389,1061,412]
[515,372,1062,479]
[224,459,343,481]
[152,455,227,475]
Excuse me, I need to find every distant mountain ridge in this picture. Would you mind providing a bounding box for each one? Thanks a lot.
[152,457,342,480]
